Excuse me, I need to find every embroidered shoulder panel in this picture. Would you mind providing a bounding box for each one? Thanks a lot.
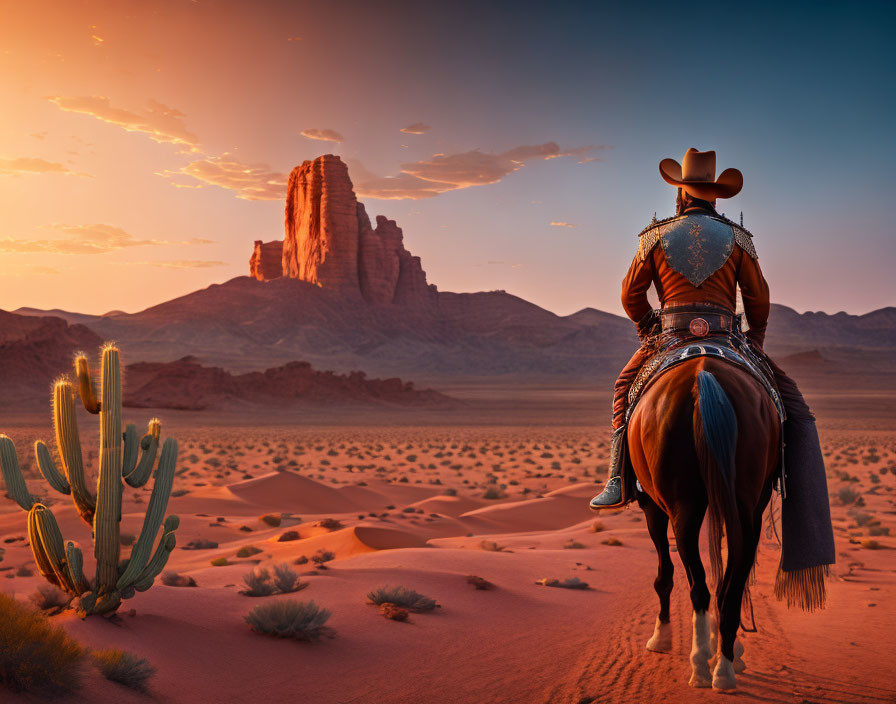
[637,214,679,262]
[714,214,758,260]
[733,224,757,259]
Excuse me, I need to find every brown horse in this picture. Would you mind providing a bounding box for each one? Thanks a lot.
[627,356,780,691]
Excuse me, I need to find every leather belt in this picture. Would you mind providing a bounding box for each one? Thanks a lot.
[660,305,734,337]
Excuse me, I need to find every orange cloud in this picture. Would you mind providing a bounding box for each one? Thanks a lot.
[157,154,287,201]
[0,224,213,254]
[300,128,344,143]
[400,123,431,134]
[49,96,199,149]
[550,221,575,228]
[355,142,607,199]
[138,260,228,269]
[0,157,83,176]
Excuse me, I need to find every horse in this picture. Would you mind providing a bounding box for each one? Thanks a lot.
[626,355,780,691]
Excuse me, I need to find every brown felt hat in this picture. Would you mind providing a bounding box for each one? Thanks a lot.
[659,148,743,200]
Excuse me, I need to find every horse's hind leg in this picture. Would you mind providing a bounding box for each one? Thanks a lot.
[713,513,761,691]
[671,506,713,688]
[639,494,673,653]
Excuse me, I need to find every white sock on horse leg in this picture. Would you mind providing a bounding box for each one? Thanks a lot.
[689,610,713,688]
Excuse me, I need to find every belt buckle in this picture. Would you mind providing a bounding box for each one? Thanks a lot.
[689,317,710,337]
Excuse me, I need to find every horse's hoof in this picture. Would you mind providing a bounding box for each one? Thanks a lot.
[712,656,737,691]
[645,618,672,653]
[688,674,712,688]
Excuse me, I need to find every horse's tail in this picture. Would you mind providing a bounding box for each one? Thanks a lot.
[694,370,741,589]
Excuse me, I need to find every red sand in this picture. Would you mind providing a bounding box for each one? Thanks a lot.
[1,396,894,703]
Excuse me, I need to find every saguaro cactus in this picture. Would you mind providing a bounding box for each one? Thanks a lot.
[0,344,179,617]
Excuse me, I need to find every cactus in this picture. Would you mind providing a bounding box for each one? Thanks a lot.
[0,344,179,617]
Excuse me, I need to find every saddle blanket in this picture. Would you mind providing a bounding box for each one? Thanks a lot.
[625,334,786,424]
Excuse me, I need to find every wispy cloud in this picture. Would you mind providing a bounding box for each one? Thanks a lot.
[0,157,85,177]
[300,128,344,143]
[550,221,575,228]
[49,96,199,150]
[157,153,287,201]
[140,260,228,269]
[355,142,609,200]
[400,123,431,135]
[0,224,213,254]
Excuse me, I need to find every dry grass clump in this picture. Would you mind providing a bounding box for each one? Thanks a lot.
[564,539,585,549]
[0,592,85,696]
[480,540,509,552]
[466,575,494,590]
[236,545,263,558]
[161,571,197,587]
[259,513,282,527]
[589,520,606,533]
[29,584,71,614]
[378,603,409,621]
[92,649,155,692]
[367,585,439,612]
[241,564,307,596]
[246,600,333,641]
[602,537,623,546]
[311,549,335,567]
[536,577,589,590]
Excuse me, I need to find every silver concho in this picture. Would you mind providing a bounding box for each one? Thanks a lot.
[689,318,710,337]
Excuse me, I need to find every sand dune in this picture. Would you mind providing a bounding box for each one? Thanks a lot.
[225,471,361,513]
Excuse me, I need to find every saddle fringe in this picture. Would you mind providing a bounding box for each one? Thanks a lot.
[774,563,830,612]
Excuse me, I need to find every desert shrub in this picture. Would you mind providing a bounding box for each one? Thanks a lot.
[466,575,494,590]
[0,592,85,695]
[837,487,860,505]
[590,521,606,533]
[183,538,219,550]
[210,557,229,567]
[236,546,263,558]
[260,514,282,527]
[15,565,33,577]
[92,649,155,692]
[481,486,505,500]
[119,532,136,546]
[272,563,307,594]
[277,530,300,542]
[861,539,883,550]
[378,603,409,621]
[161,571,197,587]
[367,586,438,612]
[311,549,335,566]
[564,539,585,549]
[536,577,589,590]
[242,567,277,596]
[29,585,71,614]
[869,526,890,536]
[246,600,333,641]
[480,540,508,552]
[602,537,623,546]
[295,555,309,565]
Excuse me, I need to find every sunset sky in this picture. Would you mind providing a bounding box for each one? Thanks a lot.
[0,0,893,317]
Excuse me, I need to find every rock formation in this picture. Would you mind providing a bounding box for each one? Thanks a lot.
[255,154,436,305]
[249,240,283,281]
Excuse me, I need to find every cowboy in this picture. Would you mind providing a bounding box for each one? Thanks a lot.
[590,148,823,510]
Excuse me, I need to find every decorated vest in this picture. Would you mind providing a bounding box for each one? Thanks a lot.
[636,211,757,286]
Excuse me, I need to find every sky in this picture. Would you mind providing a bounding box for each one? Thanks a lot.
[0,0,893,317]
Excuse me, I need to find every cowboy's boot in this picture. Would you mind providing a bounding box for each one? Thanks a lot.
[589,427,627,510]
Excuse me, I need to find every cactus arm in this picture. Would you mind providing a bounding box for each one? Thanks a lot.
[94,345,123,593]
[124,419,160,488]
[28,504,77,593]
[121,424,138,479]
[116,437,178,590]
[0,436,35,510]
[65,541,90,594]
[131,515,179,592]
[53,381,96,524]
[34,440,71,495]
[75,353,101,414]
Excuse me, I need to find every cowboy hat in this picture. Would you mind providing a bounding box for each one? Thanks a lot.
[659,148,743,200]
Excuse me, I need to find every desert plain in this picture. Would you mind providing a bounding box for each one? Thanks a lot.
[1,380,893,704]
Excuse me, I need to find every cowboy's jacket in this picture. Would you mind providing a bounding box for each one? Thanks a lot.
[621,207,770,347]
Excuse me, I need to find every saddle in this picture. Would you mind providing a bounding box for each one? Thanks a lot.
[626,309,786,423]
[618,306,786,503]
